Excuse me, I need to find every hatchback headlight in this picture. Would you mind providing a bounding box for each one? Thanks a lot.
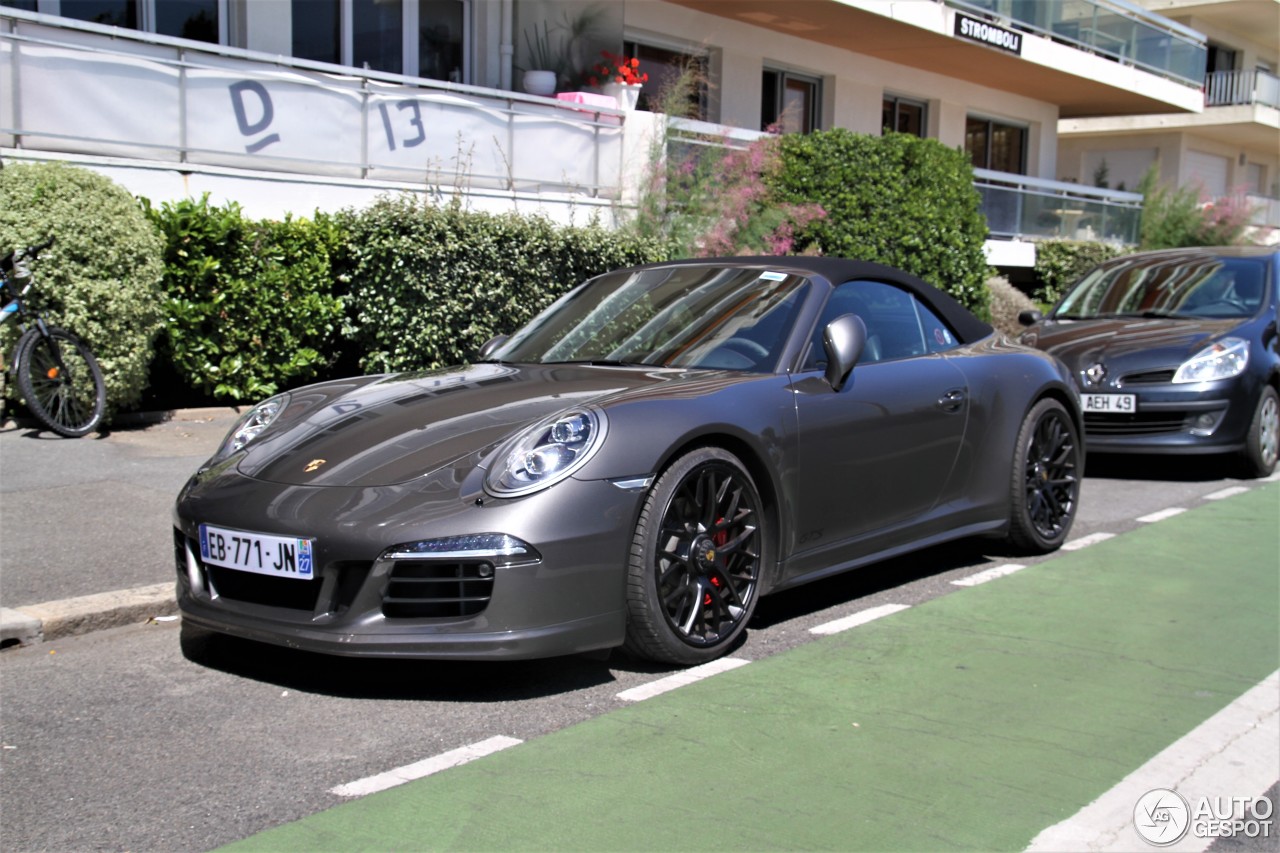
[211,393,290,463]
[485,408,607,497]
[1173,338,1249,384]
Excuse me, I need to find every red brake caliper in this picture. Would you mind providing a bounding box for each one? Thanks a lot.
[704,517,728,605]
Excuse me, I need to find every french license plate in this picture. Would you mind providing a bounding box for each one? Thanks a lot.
[199,524,315,580]
[1082,393,1136,414]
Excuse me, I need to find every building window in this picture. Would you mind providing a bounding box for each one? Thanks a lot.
[353,0,402,73]
[54,0,221,43]
[292,0,340,64]
[419,0,465,83]
[623,39,707,120]
[1206,43,1238,73]
[288,0,466,81]
[966,116,1026,174]
[882,94,926,137]
[762,69,820,133]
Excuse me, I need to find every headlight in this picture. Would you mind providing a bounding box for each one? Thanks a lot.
[485,408,607,497]
[210,393,290,463]
[1172,338,1249,384]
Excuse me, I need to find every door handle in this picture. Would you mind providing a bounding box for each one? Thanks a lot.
[937,388,966,412]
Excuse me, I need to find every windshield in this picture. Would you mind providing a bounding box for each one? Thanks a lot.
[489,266,810,372]
[1055,255,1269,321]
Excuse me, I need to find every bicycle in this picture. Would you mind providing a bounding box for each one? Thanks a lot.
[1,237,106,437]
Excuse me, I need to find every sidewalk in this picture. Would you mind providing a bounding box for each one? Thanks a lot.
[0,408,238,644]
[223,484,1280,852]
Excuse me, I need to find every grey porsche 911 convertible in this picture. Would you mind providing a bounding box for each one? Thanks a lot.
[174,257,1083,665]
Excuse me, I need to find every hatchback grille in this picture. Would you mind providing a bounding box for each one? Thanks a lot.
[1084,411,1190,436]
[382,561,494,619]
[1119,369,1177,386]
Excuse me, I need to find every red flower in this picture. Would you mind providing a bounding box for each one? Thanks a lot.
[595,51,648,86]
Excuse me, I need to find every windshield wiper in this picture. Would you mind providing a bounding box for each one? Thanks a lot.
[1114,310,1189,320]
[547,359,646,367]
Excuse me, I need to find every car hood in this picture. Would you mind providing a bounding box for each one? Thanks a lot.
[233,363,709,488]
[1029,317,1241,379]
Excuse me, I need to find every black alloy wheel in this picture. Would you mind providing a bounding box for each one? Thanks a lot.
[624,447,765,665]
[1007,398,1081,553]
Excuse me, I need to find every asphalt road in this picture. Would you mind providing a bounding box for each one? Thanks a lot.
[0,406,1257,610]
[0,413,1276,851]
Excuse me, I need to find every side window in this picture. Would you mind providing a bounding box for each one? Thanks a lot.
[804,280,958,369]
[918,300,959,354]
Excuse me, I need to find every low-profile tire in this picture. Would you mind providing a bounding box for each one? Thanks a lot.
[623,447,766,665]
[1006,398,1082,554]
[1239,385,1279,479]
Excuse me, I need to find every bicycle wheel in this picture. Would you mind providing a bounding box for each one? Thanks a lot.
[15,327,106,437]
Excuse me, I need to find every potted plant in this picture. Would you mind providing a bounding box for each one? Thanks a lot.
[521,21,560,96]
[589,51,649,110]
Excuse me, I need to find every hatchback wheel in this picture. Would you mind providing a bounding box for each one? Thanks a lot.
[624,447,765,665]
[1240,386,1279,478]
[1007,398,1081,553]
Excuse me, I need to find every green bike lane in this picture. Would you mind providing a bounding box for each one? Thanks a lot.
[228,484,1279,852]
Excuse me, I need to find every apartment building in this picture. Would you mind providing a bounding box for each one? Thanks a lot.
[0,0,1224,263]
[1058,0,1280,240]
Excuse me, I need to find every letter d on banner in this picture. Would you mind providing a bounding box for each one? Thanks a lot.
[229,80,282,153]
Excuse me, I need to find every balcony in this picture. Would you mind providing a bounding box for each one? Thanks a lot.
[946,0,1206,87]
[3,8,1146,256]
[973,169,1143,244]
[1205,69,1280,110]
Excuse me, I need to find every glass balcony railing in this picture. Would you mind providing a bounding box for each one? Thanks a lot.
[946,0,1206,87]
[974,169,1143,244]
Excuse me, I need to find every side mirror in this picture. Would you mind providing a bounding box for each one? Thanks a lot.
[1018,309,1043,327]
[823,314,866,392]
[477,334,509,361]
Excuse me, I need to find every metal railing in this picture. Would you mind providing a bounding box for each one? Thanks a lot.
[973,169,1143,244]
[0,9,628,199]
[945,0,1206,87]
[1246,195,1280,230]
[1205,69,1280,110]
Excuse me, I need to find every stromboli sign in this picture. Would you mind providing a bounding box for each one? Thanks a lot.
[954,12,1023,56]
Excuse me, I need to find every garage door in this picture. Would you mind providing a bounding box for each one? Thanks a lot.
[1186,150,1229,198]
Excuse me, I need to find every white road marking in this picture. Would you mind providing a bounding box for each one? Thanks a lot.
[1263,471,1280,484]
[1026,671,1280,852]
[1205,486,1250,501]
[1137,507,1187,524]
[330,735,522,798]
[616,657,751,702]
[951,564,1027,587]
[809,603,911,636]
[1062,532,1116,551]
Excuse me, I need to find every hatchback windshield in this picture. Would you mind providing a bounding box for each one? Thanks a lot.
[1055,254,1270,320]
[489,266,810,372]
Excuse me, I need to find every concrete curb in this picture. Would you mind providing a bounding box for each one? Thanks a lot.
[0,583,177,648]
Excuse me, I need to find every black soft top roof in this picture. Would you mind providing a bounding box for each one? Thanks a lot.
[642,255,994,345]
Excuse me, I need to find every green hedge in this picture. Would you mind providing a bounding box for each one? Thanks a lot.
[772,129,992,318]
[1032,240,1123,306]
[339,197,667,373]
[146,196,346,402]
[0,162,165,419]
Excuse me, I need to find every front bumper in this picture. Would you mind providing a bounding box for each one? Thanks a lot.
[173,464,642,660]
[1080,377,1257,456]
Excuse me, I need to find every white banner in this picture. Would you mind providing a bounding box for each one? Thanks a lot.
[3,22,623,194]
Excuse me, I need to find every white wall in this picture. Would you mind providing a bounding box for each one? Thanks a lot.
[621,2,1063,178]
